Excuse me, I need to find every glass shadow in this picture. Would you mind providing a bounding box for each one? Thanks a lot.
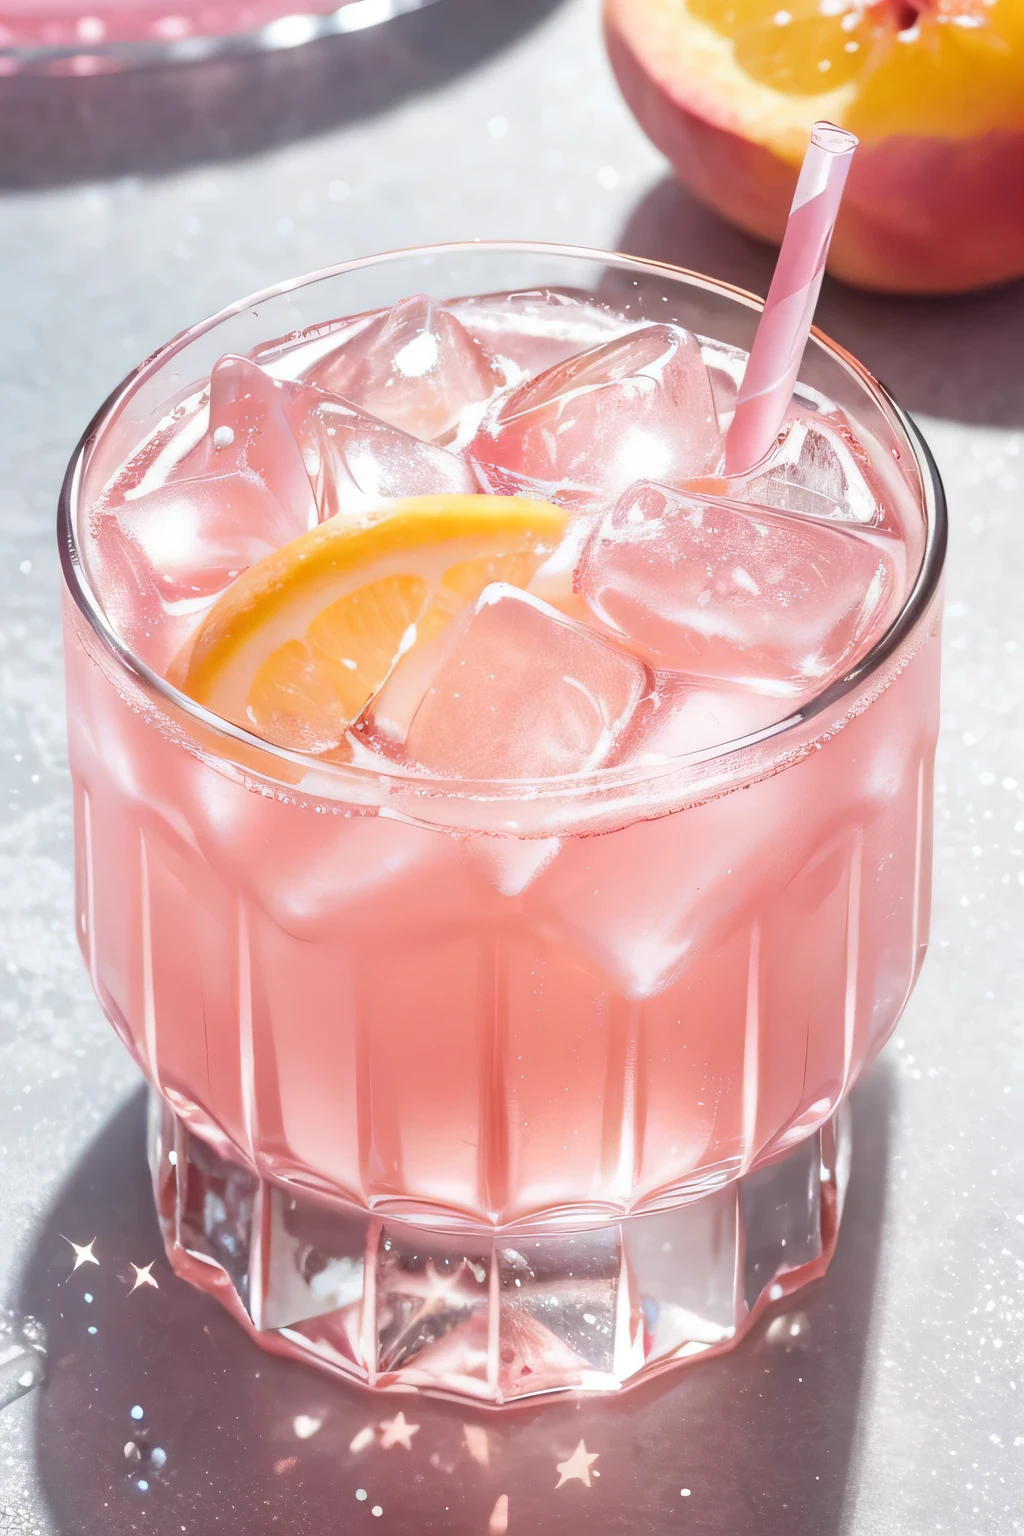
[18,1063,894,1534]
[619,176,1024,430]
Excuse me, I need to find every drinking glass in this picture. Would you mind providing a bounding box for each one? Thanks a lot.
[59,243,945,1404]
[1,0,439,73]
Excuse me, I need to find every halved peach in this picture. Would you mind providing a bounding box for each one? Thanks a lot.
[606,0,1024,294]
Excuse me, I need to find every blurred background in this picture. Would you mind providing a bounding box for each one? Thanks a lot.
[0,1,1022,1532]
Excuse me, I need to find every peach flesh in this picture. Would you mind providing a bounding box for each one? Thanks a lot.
[605,1,1024,296]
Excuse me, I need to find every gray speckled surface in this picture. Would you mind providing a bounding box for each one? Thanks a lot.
[0,1,1022,1530]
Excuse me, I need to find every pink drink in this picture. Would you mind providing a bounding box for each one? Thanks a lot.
[60,246,944,1402]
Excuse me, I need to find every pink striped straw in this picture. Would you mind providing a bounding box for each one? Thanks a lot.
[724,121,858,476]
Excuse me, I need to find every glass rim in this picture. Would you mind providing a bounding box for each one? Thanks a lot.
[57,238,948,802]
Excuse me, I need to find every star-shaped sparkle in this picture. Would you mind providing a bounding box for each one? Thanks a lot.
[379,1411,420,1450]
[128,1263,158,1293]
[555,1440,599,1489]
[63,1237,99,1271]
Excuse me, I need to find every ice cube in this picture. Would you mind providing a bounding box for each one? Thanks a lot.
[736,415,881,524]
[469,323,723,511]
[449,288,631,378]
[404,584,646,779]
[464,834,561,897]
[183,354,319,536]
[305,294,505,446]
[84,505,223,672]
[698,336,746,428]
[368,625,456,746]
[526,512,600,616]
[577,481,897,696]
[295,391,477,520]
[115,471,298,603]
[368,537,581,749]
[194,355,476,522]
[248,307,380,382]
[621,676,788,766]
[111,357,375,617]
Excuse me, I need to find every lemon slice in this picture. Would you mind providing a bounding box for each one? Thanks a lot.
[175,494,568,754]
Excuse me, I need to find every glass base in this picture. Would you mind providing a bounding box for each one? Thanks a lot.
[148,1096,850,1405]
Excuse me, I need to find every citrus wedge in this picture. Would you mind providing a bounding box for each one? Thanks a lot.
[174,495,568,755]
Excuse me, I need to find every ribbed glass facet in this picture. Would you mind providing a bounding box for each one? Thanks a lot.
[150,1095,850,1403]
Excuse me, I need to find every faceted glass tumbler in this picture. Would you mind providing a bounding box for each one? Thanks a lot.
[59,244,946,1404]
[150,1094,850,1402]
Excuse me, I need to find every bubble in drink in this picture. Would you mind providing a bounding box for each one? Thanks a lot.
[404,583,647,779]
[576,480,896,695]
[470,323,724,510]
[306,294,506,445]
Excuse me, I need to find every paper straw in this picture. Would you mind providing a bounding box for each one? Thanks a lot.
[724,121,858,476]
